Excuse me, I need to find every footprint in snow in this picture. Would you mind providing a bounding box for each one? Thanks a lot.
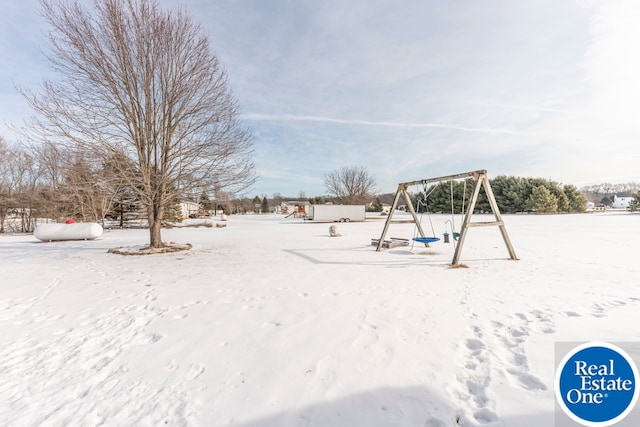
[187,363,205,380]
[507,369,547,391]
[465,338,484,352]
[424,417,449,427]
[495,315,548,392]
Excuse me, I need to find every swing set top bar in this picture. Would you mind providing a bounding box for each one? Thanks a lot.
[398,169,487,188]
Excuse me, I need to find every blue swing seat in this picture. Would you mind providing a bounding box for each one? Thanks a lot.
[412,237,441,244]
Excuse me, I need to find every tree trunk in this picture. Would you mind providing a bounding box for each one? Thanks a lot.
[149,217,163,248]
[148,198,164,248]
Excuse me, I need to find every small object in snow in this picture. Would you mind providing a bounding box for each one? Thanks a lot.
[371,237,409,249]
[216,223,227,228]
[65,219,75,224]
[329,225,342,237]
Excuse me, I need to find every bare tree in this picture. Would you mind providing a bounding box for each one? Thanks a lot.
[21,0,255,248]
[0,140,38,232]
[0,138,13,233]
[62,154,117,223]
[26,142,112,223]
[323,166,377,205]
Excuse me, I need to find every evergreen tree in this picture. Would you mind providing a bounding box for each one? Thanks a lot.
[563,185,588,212]
[411,178,491,214]
[629,191,640,212]
[252,195,261,213]
[309,196,326,205]
[408,176,597,215]
[526,185,558,213]
[426,183,449,213]
[491,176,527,213]
[553,189,570,213]
[261,196,269,214]
[164,191,183,222]
[413,182,454,213]
[111,186,143,227]
[199,191,213,214]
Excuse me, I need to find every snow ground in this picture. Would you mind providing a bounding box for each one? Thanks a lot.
[1,212,639,426]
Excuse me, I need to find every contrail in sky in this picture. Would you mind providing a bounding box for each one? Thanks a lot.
[241,113,529,136]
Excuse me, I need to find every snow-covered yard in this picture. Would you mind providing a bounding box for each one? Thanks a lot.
[1,212,639,426]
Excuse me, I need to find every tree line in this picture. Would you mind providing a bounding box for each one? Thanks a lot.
[249,173,594,216]
[0,137,183,232]
[411,176,588,214]
[0,135,258,233]
[316,167,592,214]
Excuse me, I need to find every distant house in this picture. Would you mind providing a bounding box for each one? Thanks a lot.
[612,195,632,209]
[180,199,199,219]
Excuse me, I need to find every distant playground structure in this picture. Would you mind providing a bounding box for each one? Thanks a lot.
[375,169,518,266]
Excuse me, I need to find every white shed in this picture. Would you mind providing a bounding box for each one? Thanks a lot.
[180,200,200,219]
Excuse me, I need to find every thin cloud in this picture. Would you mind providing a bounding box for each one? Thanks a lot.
[241,112,594,142]
[243,113,524,134]
[466,101,593,117]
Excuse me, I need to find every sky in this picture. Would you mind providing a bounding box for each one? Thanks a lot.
[1,0,640,198]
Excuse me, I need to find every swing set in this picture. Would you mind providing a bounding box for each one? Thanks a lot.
[375,169,517,265]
